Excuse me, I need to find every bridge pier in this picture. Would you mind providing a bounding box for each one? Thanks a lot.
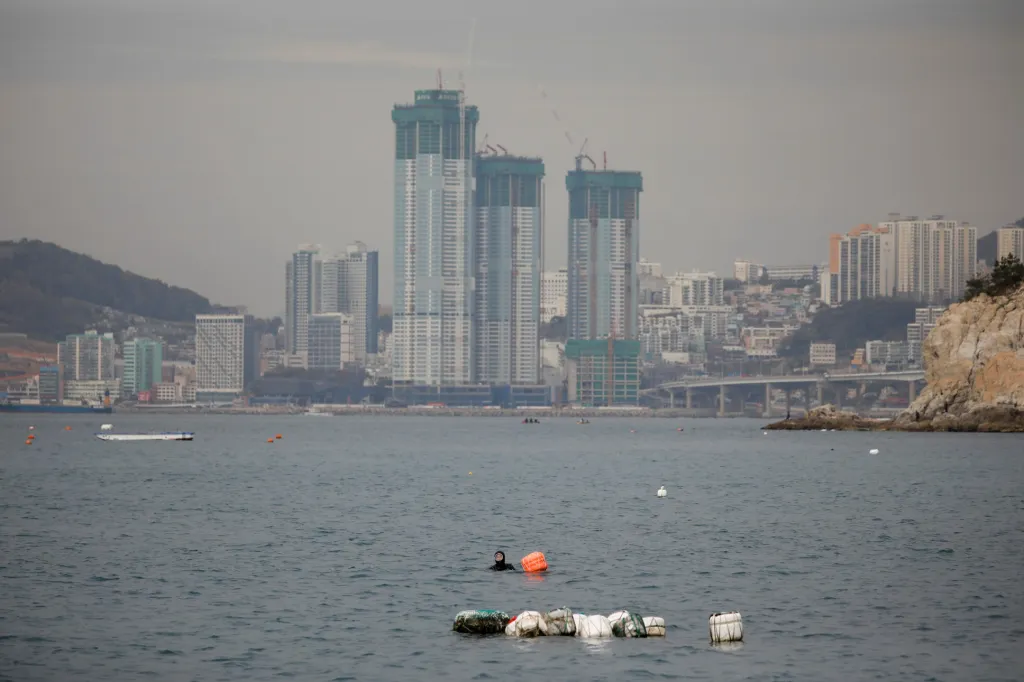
[785,388,792,416]
[816,383,824,406]
[835,385,842,409]
[686,388,692,410]
[668,390,675,409]
[909,380,917,403]
[764,382,773,418]
[718,385,726,417]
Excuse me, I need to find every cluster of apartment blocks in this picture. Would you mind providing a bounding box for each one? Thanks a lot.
[818,215,978,306]
[283,241,379,372]
[20,330,202,405]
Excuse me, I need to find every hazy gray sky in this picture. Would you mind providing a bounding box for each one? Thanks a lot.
[1,0,1021,315]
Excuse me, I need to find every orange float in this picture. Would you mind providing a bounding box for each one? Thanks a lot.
[275,434,282,439]
[521,551,548,573]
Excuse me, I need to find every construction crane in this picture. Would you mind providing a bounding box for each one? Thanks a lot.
[457,19,477,164]
[575,138,597,171]
[496,144,507,155]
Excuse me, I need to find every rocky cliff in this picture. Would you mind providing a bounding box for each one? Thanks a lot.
[893,286,1024,432]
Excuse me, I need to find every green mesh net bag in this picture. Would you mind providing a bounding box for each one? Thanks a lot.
[452,609,512,635]
[608,610,648,638]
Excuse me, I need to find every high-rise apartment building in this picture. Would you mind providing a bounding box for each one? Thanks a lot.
[566,166,643,340]
[883,215,976,302]
[392,89,479,385]
[195,314,248,398]
[997,225,1024,261]
[319,242,380,363]
[827,224,896,304]
[308,313,354,371]
[667,271,725,307]
[122,338,163,397]
[57,330,115,381]
[906,306,946,365]
[285,245,318,355]
[541,268,568,323]
[474,155,544,385]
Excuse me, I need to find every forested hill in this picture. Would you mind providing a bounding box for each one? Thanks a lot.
[0,239,214,339]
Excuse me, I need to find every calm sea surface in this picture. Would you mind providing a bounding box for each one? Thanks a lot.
[1,414,1022,681]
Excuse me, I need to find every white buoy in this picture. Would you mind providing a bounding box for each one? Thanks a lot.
[643,616,666,636]
[869,448,879,455]
[762,431,767,435]
[100,424,113,431]
[656,486,667,498]
[709,611,743,643]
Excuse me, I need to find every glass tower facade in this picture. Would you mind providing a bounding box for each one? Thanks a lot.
[474,156,544,384]
[566,169,643,340]
[392,90,479,385]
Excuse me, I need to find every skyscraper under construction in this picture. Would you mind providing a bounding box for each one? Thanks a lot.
[566,160,643,341]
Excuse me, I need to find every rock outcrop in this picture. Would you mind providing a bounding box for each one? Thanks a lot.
[765,404,883,431]
[892,287,1024,432]
[766,286,1024,432]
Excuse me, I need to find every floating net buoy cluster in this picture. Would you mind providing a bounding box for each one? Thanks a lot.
[453,608,665,639]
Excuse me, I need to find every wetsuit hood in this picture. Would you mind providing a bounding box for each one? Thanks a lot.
[493,551,506,568]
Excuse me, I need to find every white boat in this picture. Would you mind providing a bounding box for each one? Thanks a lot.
[95,432,194,441]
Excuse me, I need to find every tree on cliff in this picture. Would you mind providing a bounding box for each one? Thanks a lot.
[964,254,1024,301]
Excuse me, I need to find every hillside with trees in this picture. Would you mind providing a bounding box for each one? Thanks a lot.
[778,298,919,362]
[0,239,214,339]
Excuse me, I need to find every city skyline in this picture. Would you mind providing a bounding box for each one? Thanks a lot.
[1,1,1020,315]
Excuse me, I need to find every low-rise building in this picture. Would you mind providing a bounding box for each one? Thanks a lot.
[865,340,910,366]
[564,339,641,406]
[809,342,837,367]
[152,382,182,403]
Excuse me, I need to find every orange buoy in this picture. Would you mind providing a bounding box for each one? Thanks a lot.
[25,439,32,445]
[65,426,72,431]
[521,551,548,573]
[267,438,274,443]
[275,434,282,439]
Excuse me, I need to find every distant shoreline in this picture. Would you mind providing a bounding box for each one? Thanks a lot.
[109,406,906,420]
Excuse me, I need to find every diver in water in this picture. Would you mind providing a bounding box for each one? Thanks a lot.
[490,551,516,571]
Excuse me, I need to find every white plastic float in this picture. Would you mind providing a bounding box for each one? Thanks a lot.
[643,616,666,636]
[709,611,743,643]
[657,486,667,498]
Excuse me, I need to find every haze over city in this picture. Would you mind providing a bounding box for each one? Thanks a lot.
[1,0,1022,314]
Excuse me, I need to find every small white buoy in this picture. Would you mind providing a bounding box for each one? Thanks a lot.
[100,424,113,431]
[29,425,35,430]
[762,431,767,435]
[656,486,667,498]
[820,428,827,432]
[869,448,879,455]
[709,611,743,643]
